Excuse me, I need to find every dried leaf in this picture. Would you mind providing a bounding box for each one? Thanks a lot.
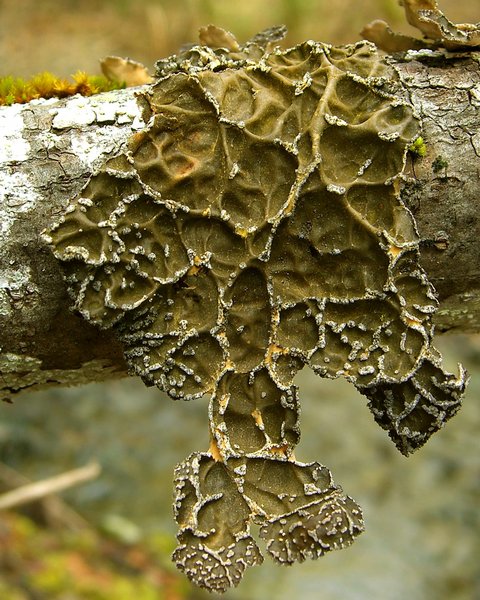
[100,56,153,87]
[365,1,480,52]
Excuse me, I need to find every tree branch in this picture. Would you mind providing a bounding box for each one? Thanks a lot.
[0,50,479,399]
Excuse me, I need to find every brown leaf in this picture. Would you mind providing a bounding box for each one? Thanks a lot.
[100,56,153,87]
[400,0,480,49]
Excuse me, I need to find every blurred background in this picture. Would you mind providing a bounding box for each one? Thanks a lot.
[1,1,479,599]
[0,0,478,77]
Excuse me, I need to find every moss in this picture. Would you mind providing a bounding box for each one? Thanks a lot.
[0,71,125,106]
[432,155,449,173]
[409,136,427,157]
[0,512,185,600]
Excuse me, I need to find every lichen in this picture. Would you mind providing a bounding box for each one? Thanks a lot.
[362,0,480,53]
[44,26,468,592]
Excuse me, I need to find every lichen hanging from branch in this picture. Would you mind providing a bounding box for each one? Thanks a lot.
[43,22,469,592]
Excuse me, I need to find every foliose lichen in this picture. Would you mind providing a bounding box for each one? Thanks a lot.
[44,25,468,592]
[362,0,480,53]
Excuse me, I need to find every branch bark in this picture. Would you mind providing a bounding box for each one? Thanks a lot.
[0,50,479,399]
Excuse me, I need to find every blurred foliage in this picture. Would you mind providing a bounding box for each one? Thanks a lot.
[0,511,188,600]
[0,379,209,532]
[0,0,477,78]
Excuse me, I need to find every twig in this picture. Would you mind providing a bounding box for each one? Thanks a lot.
[0,462,101,512]
[0,461,92,529]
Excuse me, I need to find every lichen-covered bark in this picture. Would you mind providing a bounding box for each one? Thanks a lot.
[0,49,479,400]
[0,89,145,397]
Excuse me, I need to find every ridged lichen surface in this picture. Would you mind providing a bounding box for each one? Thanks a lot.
[45,27,467,592]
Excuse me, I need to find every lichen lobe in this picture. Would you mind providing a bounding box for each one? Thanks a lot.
[362,0,480,53]
[172,452,363,593]
[45,27,468,592]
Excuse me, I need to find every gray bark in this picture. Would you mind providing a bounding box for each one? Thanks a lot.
[393,50,480,334]
[0,50,479,400]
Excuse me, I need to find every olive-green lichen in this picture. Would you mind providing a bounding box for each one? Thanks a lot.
[44,26,467,592]
[172,453,362,592]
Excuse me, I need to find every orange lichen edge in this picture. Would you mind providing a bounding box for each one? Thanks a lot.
[0,71,125,106]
